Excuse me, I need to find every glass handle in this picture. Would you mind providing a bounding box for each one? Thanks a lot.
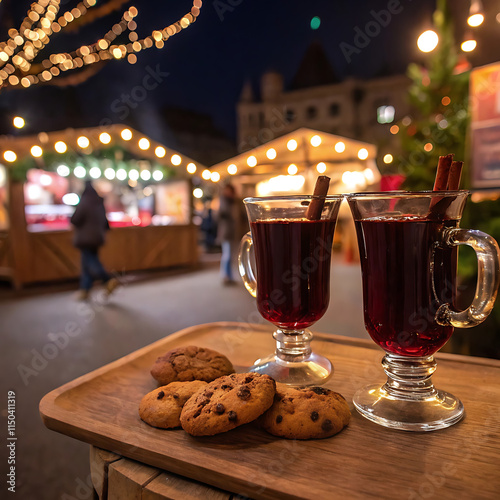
[436,228,500,328]
[238,231,257,298]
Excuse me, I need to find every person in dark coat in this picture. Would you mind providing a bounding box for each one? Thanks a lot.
[71,181,118,300]
[217,183,240,285]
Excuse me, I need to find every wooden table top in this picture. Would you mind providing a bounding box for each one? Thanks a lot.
[40,322,500,500]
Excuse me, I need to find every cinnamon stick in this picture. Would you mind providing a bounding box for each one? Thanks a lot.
[433,154,454,191]
[305,176,330,220]
[446,161,463,190]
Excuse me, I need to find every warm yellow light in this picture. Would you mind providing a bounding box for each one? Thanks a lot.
[424,142,433,152]
[358,148,369,160]
[287,139,298,151]
[310,135,322,147]
[227,164,237,175]
[155,146,166,158]
[417,30,439,53]
[247,155,257,167]
[468,13,484,27]
[266,148,277,160]
[316,162,327,174]
[129,169,139,181]
[211,172,220,182]
[187,163,197,174]
[3,150,17,162]
[152,170,163,181]
[383,154,393,164]
[334,141,345,153]
[31,145,43,157]
[99,132,111,145]
[461,39,477,52]
[121,128,132,141]
[138,138,150,150]
[54,141,67,153]
[364,168,375,183]
[77,136,90,148]
[193,188,203,199]
[390,125,399,135]
[171,154,182,166]
[13,116,25,129]
[441,96,451,106]
[201,169,211,180]
[288,164,298,175]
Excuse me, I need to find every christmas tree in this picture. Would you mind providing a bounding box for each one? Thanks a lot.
[395,0,500,358]
[395,0,470,190]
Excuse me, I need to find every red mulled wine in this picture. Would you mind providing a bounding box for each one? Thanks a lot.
[250,218,337,330]
[355,217,458,357]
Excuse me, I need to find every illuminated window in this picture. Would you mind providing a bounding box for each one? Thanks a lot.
[377,105,395,124]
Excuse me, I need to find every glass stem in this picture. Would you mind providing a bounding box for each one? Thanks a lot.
[382,354,437,400]
[274,329,312,362]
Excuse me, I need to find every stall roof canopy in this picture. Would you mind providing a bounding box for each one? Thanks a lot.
[0,124,207,177]
[211,128,379,179]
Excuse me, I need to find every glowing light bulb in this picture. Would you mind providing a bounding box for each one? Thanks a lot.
[417,30,439,53]
[201,169,211,180]
[140,170,151,181]
[138,138,150,150]
[40,174,52,186]
[287,139,297,151]
[55,141,67,153]
[155,146,166,158]
[461,39,477,52]
[227,164,237,175]
[152,170,163,181]
[316,162,326,173]
[74,166,86,178]
[13,116,25,129]
[383,154,393,164]
[247,156,257,167]
[288,164,298,175]
[31,145,43,157]
[334,141,345,153]
[187,163,197,174]
[104,168,115,180]
[266,148,277,160]
[99,132,111,145]
[116,169,127,181]
[171,154,182,166]
[467,14,484,27]
[129,169,139,181]
[121,128,132,141]
[57,164,70,177]
[77,136,90,148]
[211,172,220,182]
[193,188,203,199]
[88,167,100,179]
[310,135,322,147]
[358,148,369,160]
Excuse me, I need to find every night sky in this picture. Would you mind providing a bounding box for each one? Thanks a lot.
[0,0,497,146]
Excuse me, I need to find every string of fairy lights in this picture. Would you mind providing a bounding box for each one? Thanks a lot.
[0,0,202,89]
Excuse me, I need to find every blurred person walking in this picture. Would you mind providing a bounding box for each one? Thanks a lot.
[217,183,241,285]
[71,181,118,300]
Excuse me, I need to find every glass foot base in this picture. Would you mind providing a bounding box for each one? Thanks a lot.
[353,383,464,431]
[249,352,333,386]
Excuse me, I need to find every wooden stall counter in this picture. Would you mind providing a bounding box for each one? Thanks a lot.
[40,323,500,500]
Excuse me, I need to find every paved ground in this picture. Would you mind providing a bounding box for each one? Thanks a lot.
[1,257,368,500]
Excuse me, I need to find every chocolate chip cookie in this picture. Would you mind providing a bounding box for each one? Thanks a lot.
[139,380,208,429]
[180,372,276,436]
[262,385,350,439]
[151,346,234,385]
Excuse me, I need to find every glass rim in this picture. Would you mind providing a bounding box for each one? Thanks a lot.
[346,190,470,200]
[243,194,344,204]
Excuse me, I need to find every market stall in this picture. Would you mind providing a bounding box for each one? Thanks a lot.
[209,128,380,261]
[0,125,204,288]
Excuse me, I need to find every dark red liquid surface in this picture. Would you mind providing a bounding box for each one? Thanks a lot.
[355,217,458,357]
[251,218,337,330]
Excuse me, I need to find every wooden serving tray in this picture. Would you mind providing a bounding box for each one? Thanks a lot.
[40,322,500,500]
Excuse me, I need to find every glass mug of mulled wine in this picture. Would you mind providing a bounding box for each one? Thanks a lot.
[238,195,343,386]
[347,191,500,431]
